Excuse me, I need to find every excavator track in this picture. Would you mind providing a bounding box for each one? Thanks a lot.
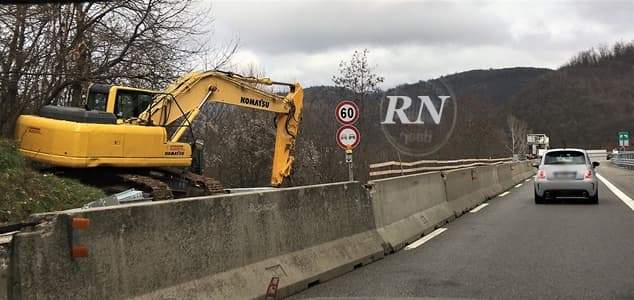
[180,171,226,195]
[116,169,227,200]
[118,173,174,201]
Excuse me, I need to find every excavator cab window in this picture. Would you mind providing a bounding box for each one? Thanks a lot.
[90,93,108,111]
[113,90,155,120]
[86,83,110,111]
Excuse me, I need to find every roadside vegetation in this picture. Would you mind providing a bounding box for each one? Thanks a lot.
[0,139,104,224]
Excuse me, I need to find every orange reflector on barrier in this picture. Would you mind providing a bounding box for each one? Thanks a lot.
[70,217,91,258]
[72,217,90,230]
[71,245,89,258]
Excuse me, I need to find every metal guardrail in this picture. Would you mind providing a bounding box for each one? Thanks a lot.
[611,151,634,168]
[369,157,513,179]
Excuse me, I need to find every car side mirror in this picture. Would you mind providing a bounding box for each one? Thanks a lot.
[531,161,540,168]
[592,161,600,168]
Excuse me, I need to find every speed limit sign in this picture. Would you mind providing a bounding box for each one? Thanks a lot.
[335,100,360,125]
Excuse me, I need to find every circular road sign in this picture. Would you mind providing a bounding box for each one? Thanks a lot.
[336,125,361,150]
[335,100,360,125]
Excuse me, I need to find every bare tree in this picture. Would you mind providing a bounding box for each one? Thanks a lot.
[192,64,287,187]
[506,114,529,157]
[195,38,239,71]
[0,1,236,136]
[332,49,384,100]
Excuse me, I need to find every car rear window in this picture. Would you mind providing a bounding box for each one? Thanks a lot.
[544,151,587,165]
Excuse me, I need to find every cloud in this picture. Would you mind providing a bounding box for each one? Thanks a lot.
[203,0,634,88]
[212,0,512,53]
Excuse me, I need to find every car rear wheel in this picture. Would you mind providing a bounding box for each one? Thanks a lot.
[589,191,599,204]
[534,191,545,204]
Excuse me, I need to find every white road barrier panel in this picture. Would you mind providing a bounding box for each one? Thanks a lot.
[369,157,512,179]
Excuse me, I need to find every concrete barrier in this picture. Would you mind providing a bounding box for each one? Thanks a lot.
[368,172,453,252]
[511,162,524,183]
[512,161,535,183]
[522,161,536,180]
[475,165,502,199]
[0,234,12,300]
[442,168,484,217]
[8,182,384,299]
[5,162,539,299]
[496,163,514,191]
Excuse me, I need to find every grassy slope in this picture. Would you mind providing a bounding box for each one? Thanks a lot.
[0,139,105,224]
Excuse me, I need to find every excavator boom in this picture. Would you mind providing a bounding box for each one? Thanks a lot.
[138,70,303,186]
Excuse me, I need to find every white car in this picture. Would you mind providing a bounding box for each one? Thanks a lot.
[533,149,600,204]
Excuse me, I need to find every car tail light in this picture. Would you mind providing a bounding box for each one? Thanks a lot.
[584,170,592,179]
[537,170,545,179]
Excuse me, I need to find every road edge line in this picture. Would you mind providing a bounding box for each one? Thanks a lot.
[469,203,489,213]
[596,173,634,211]
[404,228,448,250]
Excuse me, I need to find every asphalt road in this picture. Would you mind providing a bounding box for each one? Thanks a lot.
[291,162,634,299]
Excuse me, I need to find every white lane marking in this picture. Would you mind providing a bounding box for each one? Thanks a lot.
[525,178,532,182]
[596,173,634,211]
[404,228,448,250]
[498,191,510,197]
[470,203,489,213]
[514,183,522,188]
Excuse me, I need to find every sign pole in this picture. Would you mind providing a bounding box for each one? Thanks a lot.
[349,162,354,182]
[346,147,353,181]
[618,130,630,150]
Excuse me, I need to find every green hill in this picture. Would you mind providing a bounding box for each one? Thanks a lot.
[509,42,634,149]
[0,140,105,224]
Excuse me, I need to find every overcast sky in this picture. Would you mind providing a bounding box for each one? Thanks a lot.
[202,0,634,88]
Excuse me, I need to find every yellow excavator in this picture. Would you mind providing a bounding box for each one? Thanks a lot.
[14,70,303,200]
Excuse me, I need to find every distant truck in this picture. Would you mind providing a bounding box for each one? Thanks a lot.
[527,134,550,159]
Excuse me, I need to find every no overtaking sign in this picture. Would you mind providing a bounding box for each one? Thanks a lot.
[336,125,361,150]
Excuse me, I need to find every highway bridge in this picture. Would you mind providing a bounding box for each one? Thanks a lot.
[2,158,634,299]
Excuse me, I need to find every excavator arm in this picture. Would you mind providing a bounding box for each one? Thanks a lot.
[138,70,304,186]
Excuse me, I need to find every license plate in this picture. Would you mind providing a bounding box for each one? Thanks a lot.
[554,171,576,179]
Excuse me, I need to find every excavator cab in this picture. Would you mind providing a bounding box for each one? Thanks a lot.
[85,83,156,121]
[20,84,159,130]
